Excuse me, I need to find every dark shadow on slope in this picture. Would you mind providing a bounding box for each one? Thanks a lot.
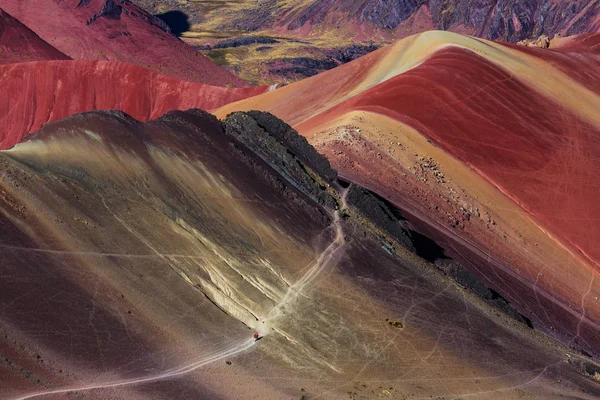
[337,178,350,189]
[156,10,191,37]
[361,187,448,262]
[408,229,448,262]
[339,179,534,329]
[490,288,534,329]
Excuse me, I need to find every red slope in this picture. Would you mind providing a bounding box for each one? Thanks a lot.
[500,35,600,96]
[0,0,248,87]
[0,60,268,149]
[300,45,600,272]
[0,8,69,64]
[299,46,600,356]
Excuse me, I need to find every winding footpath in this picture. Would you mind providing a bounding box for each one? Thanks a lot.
[13,188,349,400]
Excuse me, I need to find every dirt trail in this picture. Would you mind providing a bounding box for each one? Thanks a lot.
[13,188,349,400]
[259,187,348,334]
[13,339,256,400]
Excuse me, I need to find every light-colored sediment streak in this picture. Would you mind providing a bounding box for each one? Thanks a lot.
[258,187,349,335]
[13,189,349,400]
[13,339,256,400]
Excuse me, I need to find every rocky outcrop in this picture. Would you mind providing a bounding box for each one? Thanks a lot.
[517,34,552,48]
[223,111,416,251]
[212,36,279,50]
[223,111,338,209]
[326,43,381,64]
[99,0,122,19]
[279,0,600,42]
[85,0,123,24]
[345,184,414,251]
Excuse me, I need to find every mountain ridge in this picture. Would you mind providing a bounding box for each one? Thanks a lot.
[0,0,250,86]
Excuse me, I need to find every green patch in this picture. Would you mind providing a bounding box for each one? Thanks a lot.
[206,49,231,66]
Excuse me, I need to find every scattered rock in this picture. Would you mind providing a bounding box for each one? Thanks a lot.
[517,34,551,48]
[385,318,403,328]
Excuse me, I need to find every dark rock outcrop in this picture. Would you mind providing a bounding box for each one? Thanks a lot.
[222,111,415,252]
[99,0,122,19]
[268,57,339,79]
[326,43,380,63]
[360,0,427,29]
[223,111,338,209]
[434,259,533,327]
[212,36,279,49]
[81,0,173,34]
[345,184,414,251]
[245,111,337,182]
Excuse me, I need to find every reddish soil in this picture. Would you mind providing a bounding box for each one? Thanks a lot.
[502,35,600,95]
[0,8,70,64]
[0,60,268,149]
[292,43,600,357]
[0,0,249,86]
[302,46,600,274]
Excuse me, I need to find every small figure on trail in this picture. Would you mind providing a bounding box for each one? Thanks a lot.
[253,332,261,341]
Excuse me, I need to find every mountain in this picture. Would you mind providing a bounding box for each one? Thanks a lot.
[1,109,599,399]
[0,8,69,64]
[216,31,600,360]
[275,0,600,41]
[0,0,250,86]
[0,60,269,149]
[130,0,600,84]
[134,0,600,41]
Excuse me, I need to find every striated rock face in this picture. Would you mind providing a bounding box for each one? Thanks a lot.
[428,0,599,41]
[0,60,268,150]
[231,111,339,183]
[0,8,70,64]
[280,0,600,41]
[361,0,428,29]
[0,0,250,86]
[152,0,597,43]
